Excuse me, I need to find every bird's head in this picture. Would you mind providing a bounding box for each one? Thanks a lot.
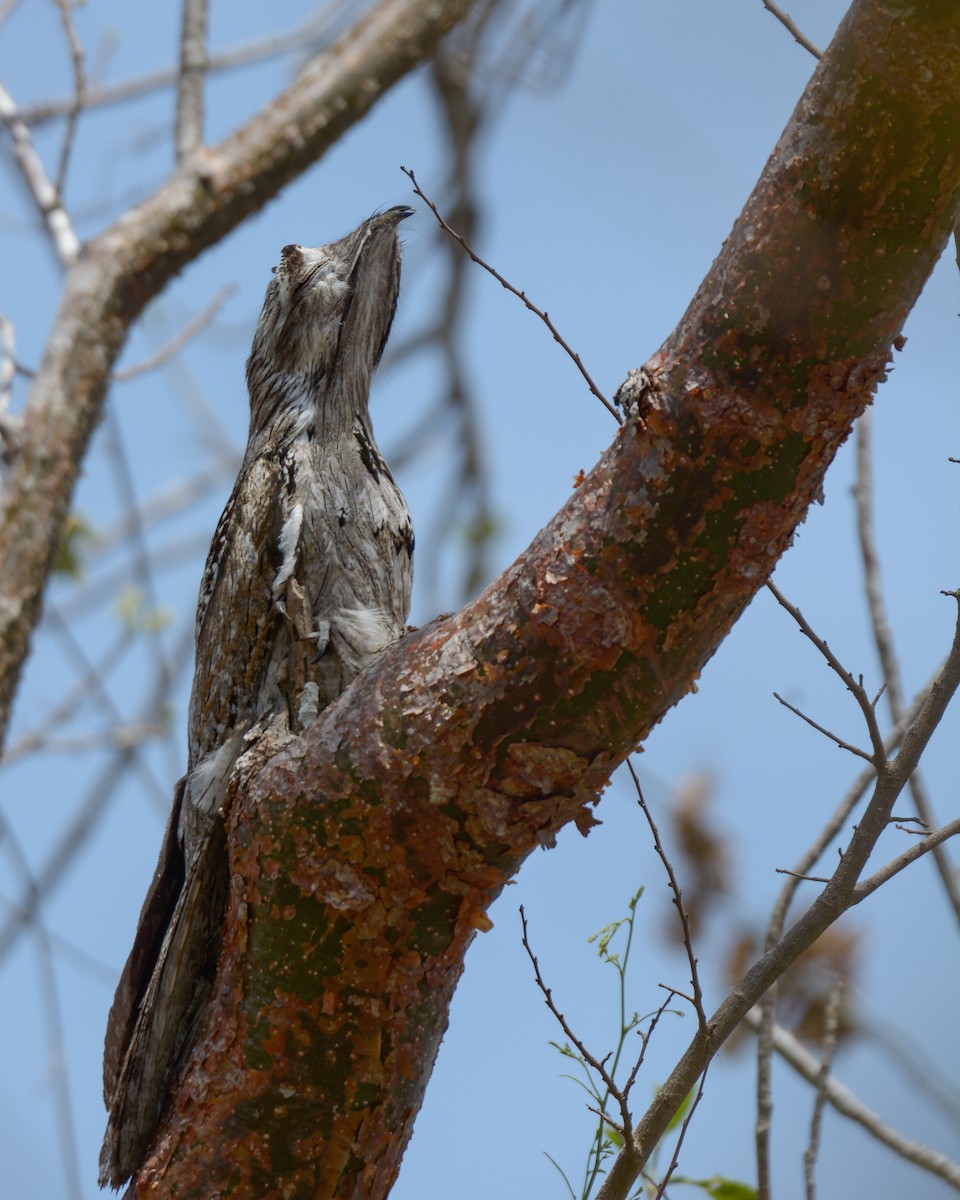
[246,206,413,437]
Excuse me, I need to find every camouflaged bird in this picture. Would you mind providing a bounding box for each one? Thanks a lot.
[100,207,415,1188]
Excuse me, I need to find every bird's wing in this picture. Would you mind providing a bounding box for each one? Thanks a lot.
[99,799,228,1187]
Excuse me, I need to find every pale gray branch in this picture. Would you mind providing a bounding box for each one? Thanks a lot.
[52,0,88,194]
[0,82,79,264]
[20,2,361,126]
[853,817,960,903]
[760,0,822,58]
[855,415,960,925]
[803,980,844,1200]
[0,621,194,965]
[175,0,208,162]
[743,1008,960,1190]
[112,286,235,382]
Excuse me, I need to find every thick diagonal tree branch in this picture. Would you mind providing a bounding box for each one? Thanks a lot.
[128,1,960,1196]
[0,0,475,747]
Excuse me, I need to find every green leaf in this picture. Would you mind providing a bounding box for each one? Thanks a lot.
[664,1085,697,1133]
[53,512,95,578]
[673,1176,758,1200]
[115,585,174,633]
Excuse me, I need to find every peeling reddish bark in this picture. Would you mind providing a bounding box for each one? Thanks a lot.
[134,1,960,1196]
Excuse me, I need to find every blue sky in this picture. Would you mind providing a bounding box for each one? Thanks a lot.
[1,2,957,1198]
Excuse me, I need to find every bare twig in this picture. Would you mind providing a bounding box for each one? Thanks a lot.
[112,285,236,381]
[601,599,960,1200]
[803,979,844,1200]
[627,759,707,1029]
[0,619,194,965]
[0,82,79,264]
[652,1070,709,1200]
[520,905,632,1135]
[33,919,84,1200]
[760,0,822,58]
[3,624,138,765]
[854,416,902,713]
[20,3,359,126]
[412,36,498,606]
[0,887,115,981]
[102,401,173,699]
[52,0,88,194]
[772,692,874,762]
[402,165,621,424]
[0,811,83,1199]
[6,722,166,761]
[858,1010,960,1129]
[175,0,208,162]
[852,817,960,903]
[774,868,832,884]
[743,1008,960,1190]
[854,415,960,925]
[756,648,947,1199]
[767,581,886,760]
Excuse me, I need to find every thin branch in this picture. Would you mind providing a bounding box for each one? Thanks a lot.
[402,165,622,424]
[5,722,166,760]
[0,810,83,1199]
[102,400,173,698]
[852,817,960,903]
[520,905,632,1134]
[858,1008,960,1129]
[653,1069,709,1200]
[20,2,360,126]
[803,980,844,1200]
[627,759,707,1029]
[3,624,138,765]
[760,0,822,58]
[56,532,216,624]
[112,285,235,381]
[855,414,960,925]
[774,868,831,884]
[33,920,84,1200]
[854,415,902,713]
[767,581,887,760]
[175,0,208,163]
[743,1008,960,1190]
[772,691,874,762]
[0,619,194,965]
[0,887,115,980]
[600,598,960,1200]
[756,648,947,1199]
[0,82,79,264]
[52,0,88,195]
[766,658,943,942]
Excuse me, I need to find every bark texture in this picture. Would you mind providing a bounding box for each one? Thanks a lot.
[130,1,960,1196]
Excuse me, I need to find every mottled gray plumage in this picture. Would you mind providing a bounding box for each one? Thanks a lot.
[100,208,414,1188]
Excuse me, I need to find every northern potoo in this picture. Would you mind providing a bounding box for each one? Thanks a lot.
[100,207,415,1188]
